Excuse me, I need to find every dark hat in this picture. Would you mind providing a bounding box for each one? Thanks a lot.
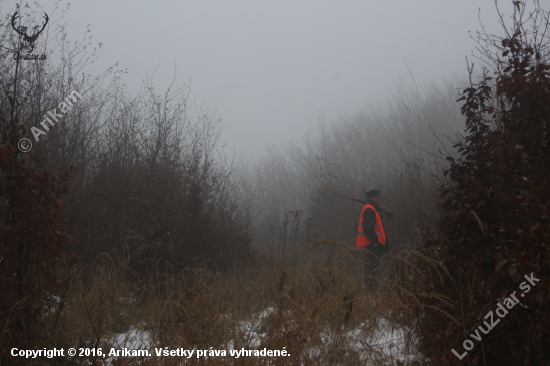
[365,189,381,199]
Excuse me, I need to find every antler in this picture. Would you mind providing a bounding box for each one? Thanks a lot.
[27,12,49,43]
[11,9,49,41]
[10,11,28,38]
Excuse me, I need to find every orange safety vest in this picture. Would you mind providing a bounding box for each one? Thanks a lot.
[356,203,386,248]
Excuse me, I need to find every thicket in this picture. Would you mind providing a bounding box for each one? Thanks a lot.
[0,3,254,363]
[65,79,255,274]
[412,1,550,364]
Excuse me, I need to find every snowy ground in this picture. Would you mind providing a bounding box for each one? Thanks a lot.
[106,308,421,365]
[346,316,420,365]
[229,307,420,364]
[104,327,151,365]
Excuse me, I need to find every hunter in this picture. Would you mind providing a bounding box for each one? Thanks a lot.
[356,189,391,289]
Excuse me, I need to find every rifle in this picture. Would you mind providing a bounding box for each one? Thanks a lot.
[333,193,394,219]
[334,193,367,205]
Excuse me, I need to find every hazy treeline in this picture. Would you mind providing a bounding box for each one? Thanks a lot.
[246,77,466,251]
[1,5,254,270]
[0,3,467,272]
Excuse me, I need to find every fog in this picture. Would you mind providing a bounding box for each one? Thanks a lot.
[21,0,515,159]
[2,1,548,362]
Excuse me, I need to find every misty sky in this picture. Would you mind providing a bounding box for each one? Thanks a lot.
[3,0,515,159]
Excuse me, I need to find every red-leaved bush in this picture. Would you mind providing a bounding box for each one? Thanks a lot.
[0,117,73,362]
[414,1,550,364]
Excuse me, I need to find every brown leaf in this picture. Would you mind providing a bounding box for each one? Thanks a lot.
[494,259,508,273]
[54,199,64,210]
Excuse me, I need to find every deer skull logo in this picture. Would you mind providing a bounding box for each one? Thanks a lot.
[11,8,49,54]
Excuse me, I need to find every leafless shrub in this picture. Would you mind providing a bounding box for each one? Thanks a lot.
[247,77,466,254]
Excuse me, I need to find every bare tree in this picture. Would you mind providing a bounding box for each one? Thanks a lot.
[246,76,466,250]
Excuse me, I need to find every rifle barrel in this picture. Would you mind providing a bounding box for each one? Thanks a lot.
[333,193,366,204]
[334,193,394,219]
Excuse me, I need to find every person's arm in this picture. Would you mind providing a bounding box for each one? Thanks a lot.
[362,208,380,245]
[380,206,394,219]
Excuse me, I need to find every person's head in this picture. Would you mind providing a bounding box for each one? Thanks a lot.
[365,189,381,204]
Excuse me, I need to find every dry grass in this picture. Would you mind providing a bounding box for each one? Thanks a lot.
[30,239,451,366]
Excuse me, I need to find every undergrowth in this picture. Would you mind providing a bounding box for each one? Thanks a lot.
[12,238,447,366]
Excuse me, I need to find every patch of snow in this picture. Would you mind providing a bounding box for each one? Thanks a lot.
[104,326,152,365]
[232,308,421,364]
